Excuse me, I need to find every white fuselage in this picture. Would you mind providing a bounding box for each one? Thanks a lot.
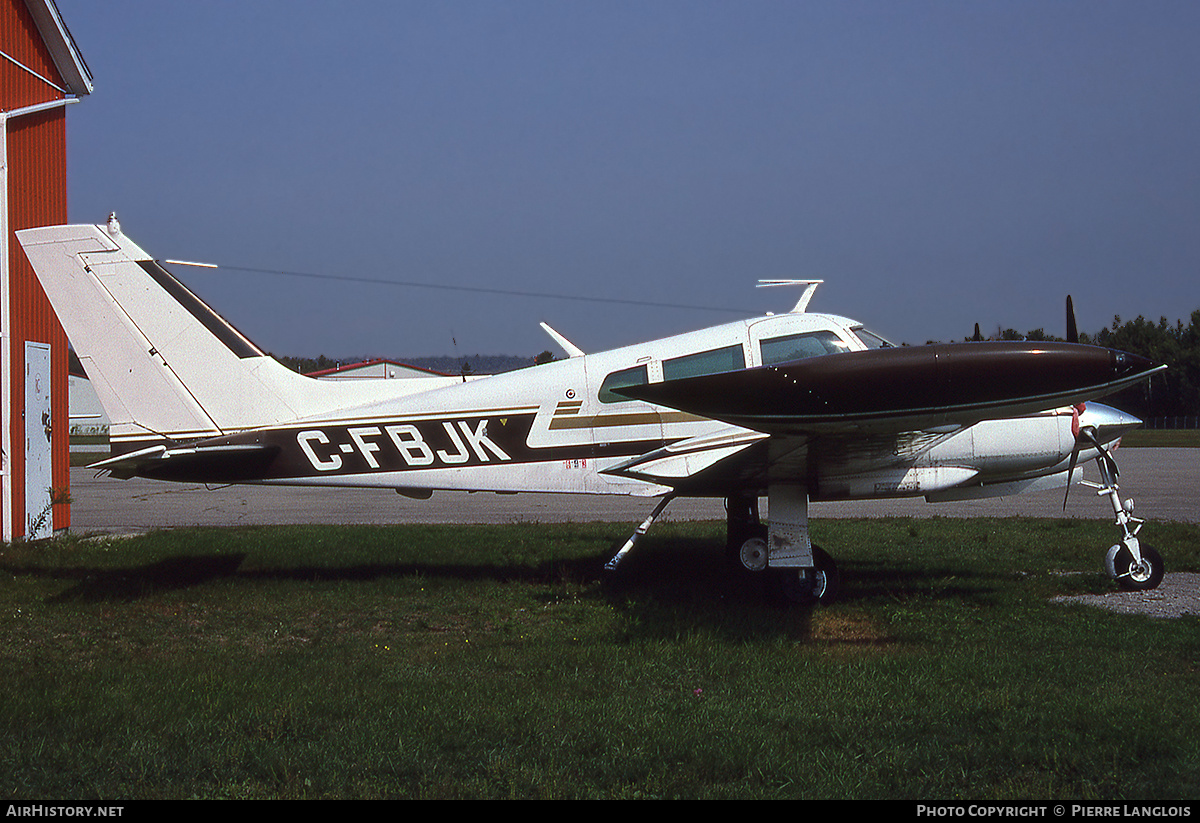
[260,310,1105,502]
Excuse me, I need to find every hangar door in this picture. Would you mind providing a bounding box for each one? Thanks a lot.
[25,342,53,539]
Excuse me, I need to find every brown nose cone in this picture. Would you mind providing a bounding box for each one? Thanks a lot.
[1110,349,1156,380]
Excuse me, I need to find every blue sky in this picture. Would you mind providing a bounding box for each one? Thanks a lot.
[54,1,1200,359]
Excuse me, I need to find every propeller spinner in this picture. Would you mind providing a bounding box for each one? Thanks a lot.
[1062,402,1143,509]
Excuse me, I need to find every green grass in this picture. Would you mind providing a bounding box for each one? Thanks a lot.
[2,519,1198,800]
[1119,429,1200,448]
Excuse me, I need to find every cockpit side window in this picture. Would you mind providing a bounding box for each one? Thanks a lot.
[853,328,893,349]
[760,331,852,365]
[662,345,746,382]
[598,364,649,403]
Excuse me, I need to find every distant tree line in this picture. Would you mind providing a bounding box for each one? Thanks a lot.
[274,354,344,375]
[988,310,1200,418]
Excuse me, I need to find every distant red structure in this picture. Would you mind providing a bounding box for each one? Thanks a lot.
[1,0,91,539]
[306,358,453,380]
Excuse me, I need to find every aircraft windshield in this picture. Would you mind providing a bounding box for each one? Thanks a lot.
[760,331,852,365]
[853,328,893,349]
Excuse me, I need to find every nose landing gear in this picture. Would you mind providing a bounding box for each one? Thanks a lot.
[1082,443,1164,591]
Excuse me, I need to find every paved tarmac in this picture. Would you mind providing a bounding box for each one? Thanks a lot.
[67,447,1196,534]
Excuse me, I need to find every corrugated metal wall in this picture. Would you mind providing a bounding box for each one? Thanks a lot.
[2,0,62,107]
[2,0,73,538]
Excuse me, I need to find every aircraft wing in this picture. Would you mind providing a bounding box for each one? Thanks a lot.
[601,422,965,494]
[613,341,1162,434]
[604,340,1162,495]
[601,427,770,487]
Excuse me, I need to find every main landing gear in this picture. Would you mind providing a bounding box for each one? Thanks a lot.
[726,489,840,605]
[603,489,840,605]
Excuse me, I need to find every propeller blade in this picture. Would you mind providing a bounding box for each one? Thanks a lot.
[1066,295,1079,344]
[1079,426,1120,480]
[1062,442,1080,511]
[1063,403,1085,510]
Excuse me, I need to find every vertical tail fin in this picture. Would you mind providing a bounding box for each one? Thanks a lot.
[17,223,322,453]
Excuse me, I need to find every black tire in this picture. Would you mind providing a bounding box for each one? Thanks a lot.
[1106,543,1164,591]
[776,545,840,605]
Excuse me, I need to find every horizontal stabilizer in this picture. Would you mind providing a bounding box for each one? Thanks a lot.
[89,442,279,482]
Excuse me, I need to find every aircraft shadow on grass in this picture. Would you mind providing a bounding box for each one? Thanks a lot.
[34,553,249,604]
[27,533,1002,641]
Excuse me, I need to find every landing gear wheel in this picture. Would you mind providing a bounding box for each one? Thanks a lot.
[737,533,769,573]
[1105,543,1164,591]
[730,524,769,574]
[776,546,840,605]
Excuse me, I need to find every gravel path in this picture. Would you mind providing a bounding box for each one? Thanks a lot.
[1052,573,1200,619]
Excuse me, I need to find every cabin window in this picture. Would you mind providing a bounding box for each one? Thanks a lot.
[759,331,852,365]
[598,364,649,403]
[662,344,746,381]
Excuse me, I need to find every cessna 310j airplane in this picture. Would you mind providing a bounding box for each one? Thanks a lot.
[18,220,1167,604]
